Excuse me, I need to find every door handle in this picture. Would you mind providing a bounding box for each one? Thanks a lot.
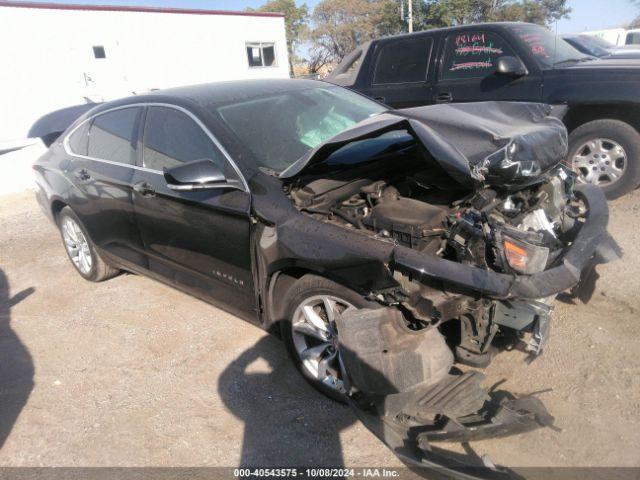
[434,92,453,103]
[74,168,90,181]
[133,181,156,197]
[373,96,386,103]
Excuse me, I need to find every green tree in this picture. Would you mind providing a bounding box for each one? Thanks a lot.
[629,0,640,28]
[251,0,309,76]
[492,0,571,24]
[308,0,403,65]
[422,0,570,28]
[423,0,493,27]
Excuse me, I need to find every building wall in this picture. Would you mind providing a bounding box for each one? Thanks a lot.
[0,4,289,144]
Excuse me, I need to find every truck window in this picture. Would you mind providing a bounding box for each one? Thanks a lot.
[626,32,640,45]
[440,31,516,80]
[373,37,432,85]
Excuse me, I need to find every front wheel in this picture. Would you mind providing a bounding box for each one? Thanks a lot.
[57,207,120,282]
[280,275,378,402]
[567,119,640,199]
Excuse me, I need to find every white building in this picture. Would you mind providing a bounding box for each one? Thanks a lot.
[0,0,289,146]
[0,1,288,195]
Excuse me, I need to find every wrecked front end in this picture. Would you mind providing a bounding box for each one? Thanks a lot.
[256,102,621,476]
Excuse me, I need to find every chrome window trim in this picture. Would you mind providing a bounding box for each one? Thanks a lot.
[63,102,250,192]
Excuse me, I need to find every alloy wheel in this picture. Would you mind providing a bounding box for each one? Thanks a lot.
[61,217,93,275]
[572,138,627,187]
[291,295,356,394]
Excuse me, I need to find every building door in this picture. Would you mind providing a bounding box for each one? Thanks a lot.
[80,41,129,102]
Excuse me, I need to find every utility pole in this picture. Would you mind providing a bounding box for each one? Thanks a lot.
[408,0,413,33]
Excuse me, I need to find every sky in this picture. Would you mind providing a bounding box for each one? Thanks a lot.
[8,0,638,34]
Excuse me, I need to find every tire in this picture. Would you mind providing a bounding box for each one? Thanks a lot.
[567,119,640,199]
[280,274,379,402]
[57,207,120,282]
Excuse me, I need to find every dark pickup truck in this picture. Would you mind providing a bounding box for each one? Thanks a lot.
[326,22,640,199]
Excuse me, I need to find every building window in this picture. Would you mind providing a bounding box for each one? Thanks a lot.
[246,42,276,67]
[93,46,106,59]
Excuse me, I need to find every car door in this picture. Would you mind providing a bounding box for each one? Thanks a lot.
[364,34,435,109]
[433,30,542,104]
[64,106,146,266]
[131,105,256,320]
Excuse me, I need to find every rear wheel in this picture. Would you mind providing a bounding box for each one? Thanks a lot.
[280,275,377,402]
[57,207,119,282]
[568,119,640,199]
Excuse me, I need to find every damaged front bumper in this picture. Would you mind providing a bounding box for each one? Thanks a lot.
[337,308,555,479]
[392,184,621,301]
[331,184,621,476]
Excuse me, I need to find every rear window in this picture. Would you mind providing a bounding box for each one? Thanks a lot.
[373,37,432,84]
[87,107,139,164]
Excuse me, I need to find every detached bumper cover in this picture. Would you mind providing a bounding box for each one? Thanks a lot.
[393,183,621,300]
[338,309,555,479]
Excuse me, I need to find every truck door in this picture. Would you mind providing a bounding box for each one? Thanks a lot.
[433,30,542,104]
[364,35,435,109]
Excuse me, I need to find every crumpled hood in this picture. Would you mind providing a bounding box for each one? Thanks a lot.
[280,101,568,189]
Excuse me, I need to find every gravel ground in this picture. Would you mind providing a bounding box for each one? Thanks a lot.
[0,190,639,471]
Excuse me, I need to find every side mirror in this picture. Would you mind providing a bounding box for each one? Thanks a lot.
[164,159,228,191]
[495,56,527,77]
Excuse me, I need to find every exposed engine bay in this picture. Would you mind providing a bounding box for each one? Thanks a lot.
[288,152,582,366]
[275,102,621,477]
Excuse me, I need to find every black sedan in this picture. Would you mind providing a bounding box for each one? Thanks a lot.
[32,79,620,474]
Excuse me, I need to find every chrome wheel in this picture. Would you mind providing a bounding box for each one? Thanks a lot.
[61,217,92,275]
[572,138,627,187]
[291,295,356,394]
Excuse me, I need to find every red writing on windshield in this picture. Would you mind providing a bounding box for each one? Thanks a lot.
[455,45,503,55]
[455,33,486,46]
[449,61,493,71]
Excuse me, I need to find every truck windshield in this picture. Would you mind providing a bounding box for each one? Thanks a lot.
[509,24,592,68]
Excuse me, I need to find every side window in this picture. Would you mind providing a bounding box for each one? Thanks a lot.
[373,37,432,85]
[440,32,517,80]
[143,106,234,177]
[67,121,90,156]
[87,107,139,164]
[626,32,640,45]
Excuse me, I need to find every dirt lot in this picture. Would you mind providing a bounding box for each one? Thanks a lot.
[0,190,639,471]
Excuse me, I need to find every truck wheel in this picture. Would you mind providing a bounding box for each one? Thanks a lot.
[567,119,640,199]
[280,275,379,402]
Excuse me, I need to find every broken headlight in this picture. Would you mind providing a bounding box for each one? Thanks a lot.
[502,235,549,274]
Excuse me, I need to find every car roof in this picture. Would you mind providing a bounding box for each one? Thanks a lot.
[110,78,327,110]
